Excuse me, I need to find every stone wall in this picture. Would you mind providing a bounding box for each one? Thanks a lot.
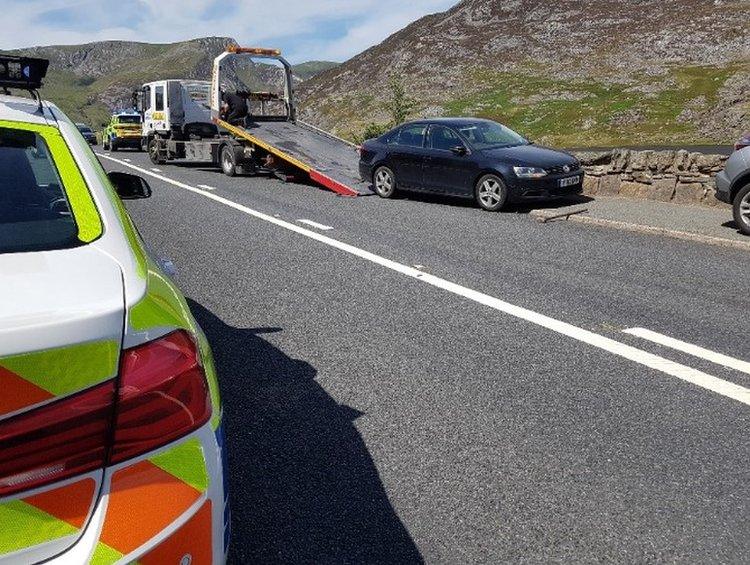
[572,149,728,206]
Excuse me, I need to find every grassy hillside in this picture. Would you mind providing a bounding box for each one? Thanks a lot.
[299,0,750,147]
[440,65,746,148]
[293,61,339,81]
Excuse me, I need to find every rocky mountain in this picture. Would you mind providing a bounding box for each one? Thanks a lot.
[299,0,750,147]
[3,38,337,127]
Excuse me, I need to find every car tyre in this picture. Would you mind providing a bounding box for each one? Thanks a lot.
[221,145,237,177]
[373,166,397,198]
[475,174,508,211]
[148,138,166,165]
[733,184,750,236]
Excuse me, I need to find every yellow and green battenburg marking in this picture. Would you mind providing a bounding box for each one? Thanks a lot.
[0,340,119,417]
[0,479,96,557]
[0,501,78,555]
[0,120,103,242]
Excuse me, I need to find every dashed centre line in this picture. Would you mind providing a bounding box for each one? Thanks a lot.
[98,152,750,408]
[197,184,217,191]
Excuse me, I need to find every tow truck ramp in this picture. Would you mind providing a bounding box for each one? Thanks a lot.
[217,118,374,197]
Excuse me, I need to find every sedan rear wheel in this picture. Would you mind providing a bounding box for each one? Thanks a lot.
[733,184,750,236]
[475,174,508,211]
[373,166,397,198]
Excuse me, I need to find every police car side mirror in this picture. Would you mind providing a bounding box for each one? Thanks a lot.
[109,171,152,200]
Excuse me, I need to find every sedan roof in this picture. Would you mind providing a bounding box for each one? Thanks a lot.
[403,117,497,128]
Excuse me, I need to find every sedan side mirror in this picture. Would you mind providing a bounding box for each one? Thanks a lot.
[450,145,468,156]
[108,171,152,200]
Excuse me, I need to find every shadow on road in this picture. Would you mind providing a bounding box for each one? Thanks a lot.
[388,188,593,214]
[187,299,423,564]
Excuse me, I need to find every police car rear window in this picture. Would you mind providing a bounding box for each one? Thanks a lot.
[0,127,79,253]
[117,115,141,124]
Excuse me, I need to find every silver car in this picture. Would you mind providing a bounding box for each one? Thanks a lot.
[715,146,750,235]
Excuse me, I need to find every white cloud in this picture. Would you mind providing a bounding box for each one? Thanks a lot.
[0,0,457,62]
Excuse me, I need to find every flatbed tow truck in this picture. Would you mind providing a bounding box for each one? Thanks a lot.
[134,46,371,197]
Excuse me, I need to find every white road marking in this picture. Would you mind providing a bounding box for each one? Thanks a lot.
[151,168,163,173]
[123,158,131,162]
[297,219,334,231]
[97,153,750,408]
[624,328,750,376]
[197,184,217,191]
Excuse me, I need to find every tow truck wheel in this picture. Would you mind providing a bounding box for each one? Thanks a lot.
[221,145,237,177]
[148,138,165,165]
[733,184,750,236]
[373,166,397,198]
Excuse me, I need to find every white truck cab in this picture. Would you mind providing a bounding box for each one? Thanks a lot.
[137,80,216,143]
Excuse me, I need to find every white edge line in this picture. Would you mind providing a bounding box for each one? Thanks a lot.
[97,152,750,407]
[624,328,750,376]
[197,184,217,191]
[297,219,334,231]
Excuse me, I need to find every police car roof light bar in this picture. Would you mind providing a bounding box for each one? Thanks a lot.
[0,56,49,112]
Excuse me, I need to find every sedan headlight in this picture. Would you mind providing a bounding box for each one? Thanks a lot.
[513,166,548,178]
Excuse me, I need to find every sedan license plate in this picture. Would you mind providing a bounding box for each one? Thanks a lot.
[559,175,580,188]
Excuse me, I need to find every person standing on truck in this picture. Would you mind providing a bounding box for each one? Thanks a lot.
[220,86,249,126]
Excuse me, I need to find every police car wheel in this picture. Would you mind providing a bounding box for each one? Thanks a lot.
[221,146,237,177]
[733,184,750,236]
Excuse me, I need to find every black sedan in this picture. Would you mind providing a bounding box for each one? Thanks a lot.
[358,118,583,211]
[75,122,97,145]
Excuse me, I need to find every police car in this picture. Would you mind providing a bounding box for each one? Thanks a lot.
[102,110,142,151]
[0,56,229,563]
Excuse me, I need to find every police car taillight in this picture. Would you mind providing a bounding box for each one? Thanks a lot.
[0,381,115,497]
[109,330,212,464]
[0,330,211,497]
[0,56,49,90]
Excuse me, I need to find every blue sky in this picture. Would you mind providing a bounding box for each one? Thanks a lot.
[0,0,458,63]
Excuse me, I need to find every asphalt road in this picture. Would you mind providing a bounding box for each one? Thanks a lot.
[100,150,750,564]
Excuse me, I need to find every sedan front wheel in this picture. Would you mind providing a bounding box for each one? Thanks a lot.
[475,174,508,211]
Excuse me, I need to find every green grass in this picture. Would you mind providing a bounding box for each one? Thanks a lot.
[441,65,740,147]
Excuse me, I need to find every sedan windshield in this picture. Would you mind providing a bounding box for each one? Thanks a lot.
[457,122,528,149]
[0,127,79,254]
